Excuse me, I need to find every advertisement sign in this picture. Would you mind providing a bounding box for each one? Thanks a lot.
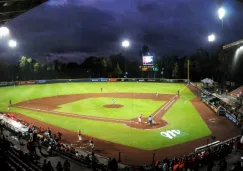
[147,79,156,82]
[16,81,36,85]
[37,80,47,84]
[90,78,108,82]
[90,79,99,82]
[226,113,239,125]
[100,78,108,82]
[138,79,145,82]
[0,82,15,87]
[71,79,90,82]
[109,78,117,82]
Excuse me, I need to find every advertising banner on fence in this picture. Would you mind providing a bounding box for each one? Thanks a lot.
[90,78,108,82]
[16,81,36,85]
[146,79,156,82]
[225,113,239,126]
[37,80,47,84]
[108,78,117,82]
[0,82,15,87]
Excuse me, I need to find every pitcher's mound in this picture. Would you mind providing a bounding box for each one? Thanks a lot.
[104,104,124,108]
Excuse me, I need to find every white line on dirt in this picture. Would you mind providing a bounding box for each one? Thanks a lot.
[14,84,189,125]
[152,84,188,118]
[165,100,175,111]
[13,105,134,123]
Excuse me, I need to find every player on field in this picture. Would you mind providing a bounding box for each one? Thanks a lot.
[101,88,103,92]
[78,130,82,142]
[116,88,118,92]
[112,99,115,105]
[148,116,153,127]
[138,114,142,124]
[156,92,158,97]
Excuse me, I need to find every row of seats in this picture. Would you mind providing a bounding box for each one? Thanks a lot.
[230,85,243,97]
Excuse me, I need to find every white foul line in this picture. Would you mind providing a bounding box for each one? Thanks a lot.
[153,84,188,118]
[164,100,175,111]
[12,105,134,123]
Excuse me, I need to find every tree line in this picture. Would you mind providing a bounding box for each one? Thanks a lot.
[1,45,243,84]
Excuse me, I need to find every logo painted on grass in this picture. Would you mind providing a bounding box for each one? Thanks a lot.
[160,130,181,139]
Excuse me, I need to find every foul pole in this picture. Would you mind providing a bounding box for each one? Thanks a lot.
[187,60,190,83]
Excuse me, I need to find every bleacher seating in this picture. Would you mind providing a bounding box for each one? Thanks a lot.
[230,85,243,98]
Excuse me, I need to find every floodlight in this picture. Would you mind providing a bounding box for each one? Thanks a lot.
[8,40,17,47]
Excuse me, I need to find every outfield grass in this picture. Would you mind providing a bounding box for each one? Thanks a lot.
[0,83,211,150]
[55,97,165,119]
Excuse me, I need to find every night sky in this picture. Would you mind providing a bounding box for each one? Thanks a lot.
[4,0,243,62]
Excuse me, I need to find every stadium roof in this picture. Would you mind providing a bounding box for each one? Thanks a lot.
[223,39,243,50]
[0,0,48,25]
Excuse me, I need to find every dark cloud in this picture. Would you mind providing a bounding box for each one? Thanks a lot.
[1,0,243,62]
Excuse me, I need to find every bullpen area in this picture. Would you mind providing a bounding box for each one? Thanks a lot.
[0,82,240,165]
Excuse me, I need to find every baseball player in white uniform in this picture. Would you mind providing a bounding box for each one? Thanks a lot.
[112,99,115,105]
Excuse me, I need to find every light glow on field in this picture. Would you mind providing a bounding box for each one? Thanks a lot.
[0,83,211,150]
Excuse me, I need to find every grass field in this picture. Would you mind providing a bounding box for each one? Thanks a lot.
[55,97,165,119]
[0,82,211,150]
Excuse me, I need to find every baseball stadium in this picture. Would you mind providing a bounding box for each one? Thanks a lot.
[1,0,243,171]
[0,78,241,165]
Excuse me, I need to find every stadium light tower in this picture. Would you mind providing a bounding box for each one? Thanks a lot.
[218,7,226,28]
[208,34,216,42]
[122,40,130,48]
[121,40,130,78]
[8,39,17,82]
[8,39,17,48]
[0,26,10,38]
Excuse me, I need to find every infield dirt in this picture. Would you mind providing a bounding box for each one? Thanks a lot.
[11,86,241,165]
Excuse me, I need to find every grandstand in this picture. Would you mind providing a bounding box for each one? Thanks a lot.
[230,85,243,98]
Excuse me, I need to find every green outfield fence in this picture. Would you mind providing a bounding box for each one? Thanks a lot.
[0,78,188,87]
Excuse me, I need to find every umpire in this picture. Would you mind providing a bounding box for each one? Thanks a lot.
[148,116,153,127]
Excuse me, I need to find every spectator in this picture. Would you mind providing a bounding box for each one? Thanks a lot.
[207,160,215,171]
[111,158,118,171]
[163,160,169,171]
[33,129,38,142]
[28,127,33,140]
[0,120,3,134]
[47,161,54,171]
[42,159,48,171]
[91,153,98,171]
[63,159,71,171]
[108,158,112,170]
[37,137,42,154]
[57,131,62,141]
[18,131,23,145]
[56,161,63,171]
[218,158,227,171]
[85,154,91,166]
[230,161,241,171]
[48,127,52,137]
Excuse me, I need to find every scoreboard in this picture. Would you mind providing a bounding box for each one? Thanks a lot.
[139,65,158,72]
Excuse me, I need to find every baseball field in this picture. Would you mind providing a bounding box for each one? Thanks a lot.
[0,82,240,164]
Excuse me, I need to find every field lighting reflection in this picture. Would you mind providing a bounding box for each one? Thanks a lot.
[233,46,243,66]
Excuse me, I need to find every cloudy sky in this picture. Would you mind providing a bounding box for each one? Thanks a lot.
[4,0,243,62]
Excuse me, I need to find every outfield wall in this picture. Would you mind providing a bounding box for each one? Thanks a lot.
[0,78,188,87]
